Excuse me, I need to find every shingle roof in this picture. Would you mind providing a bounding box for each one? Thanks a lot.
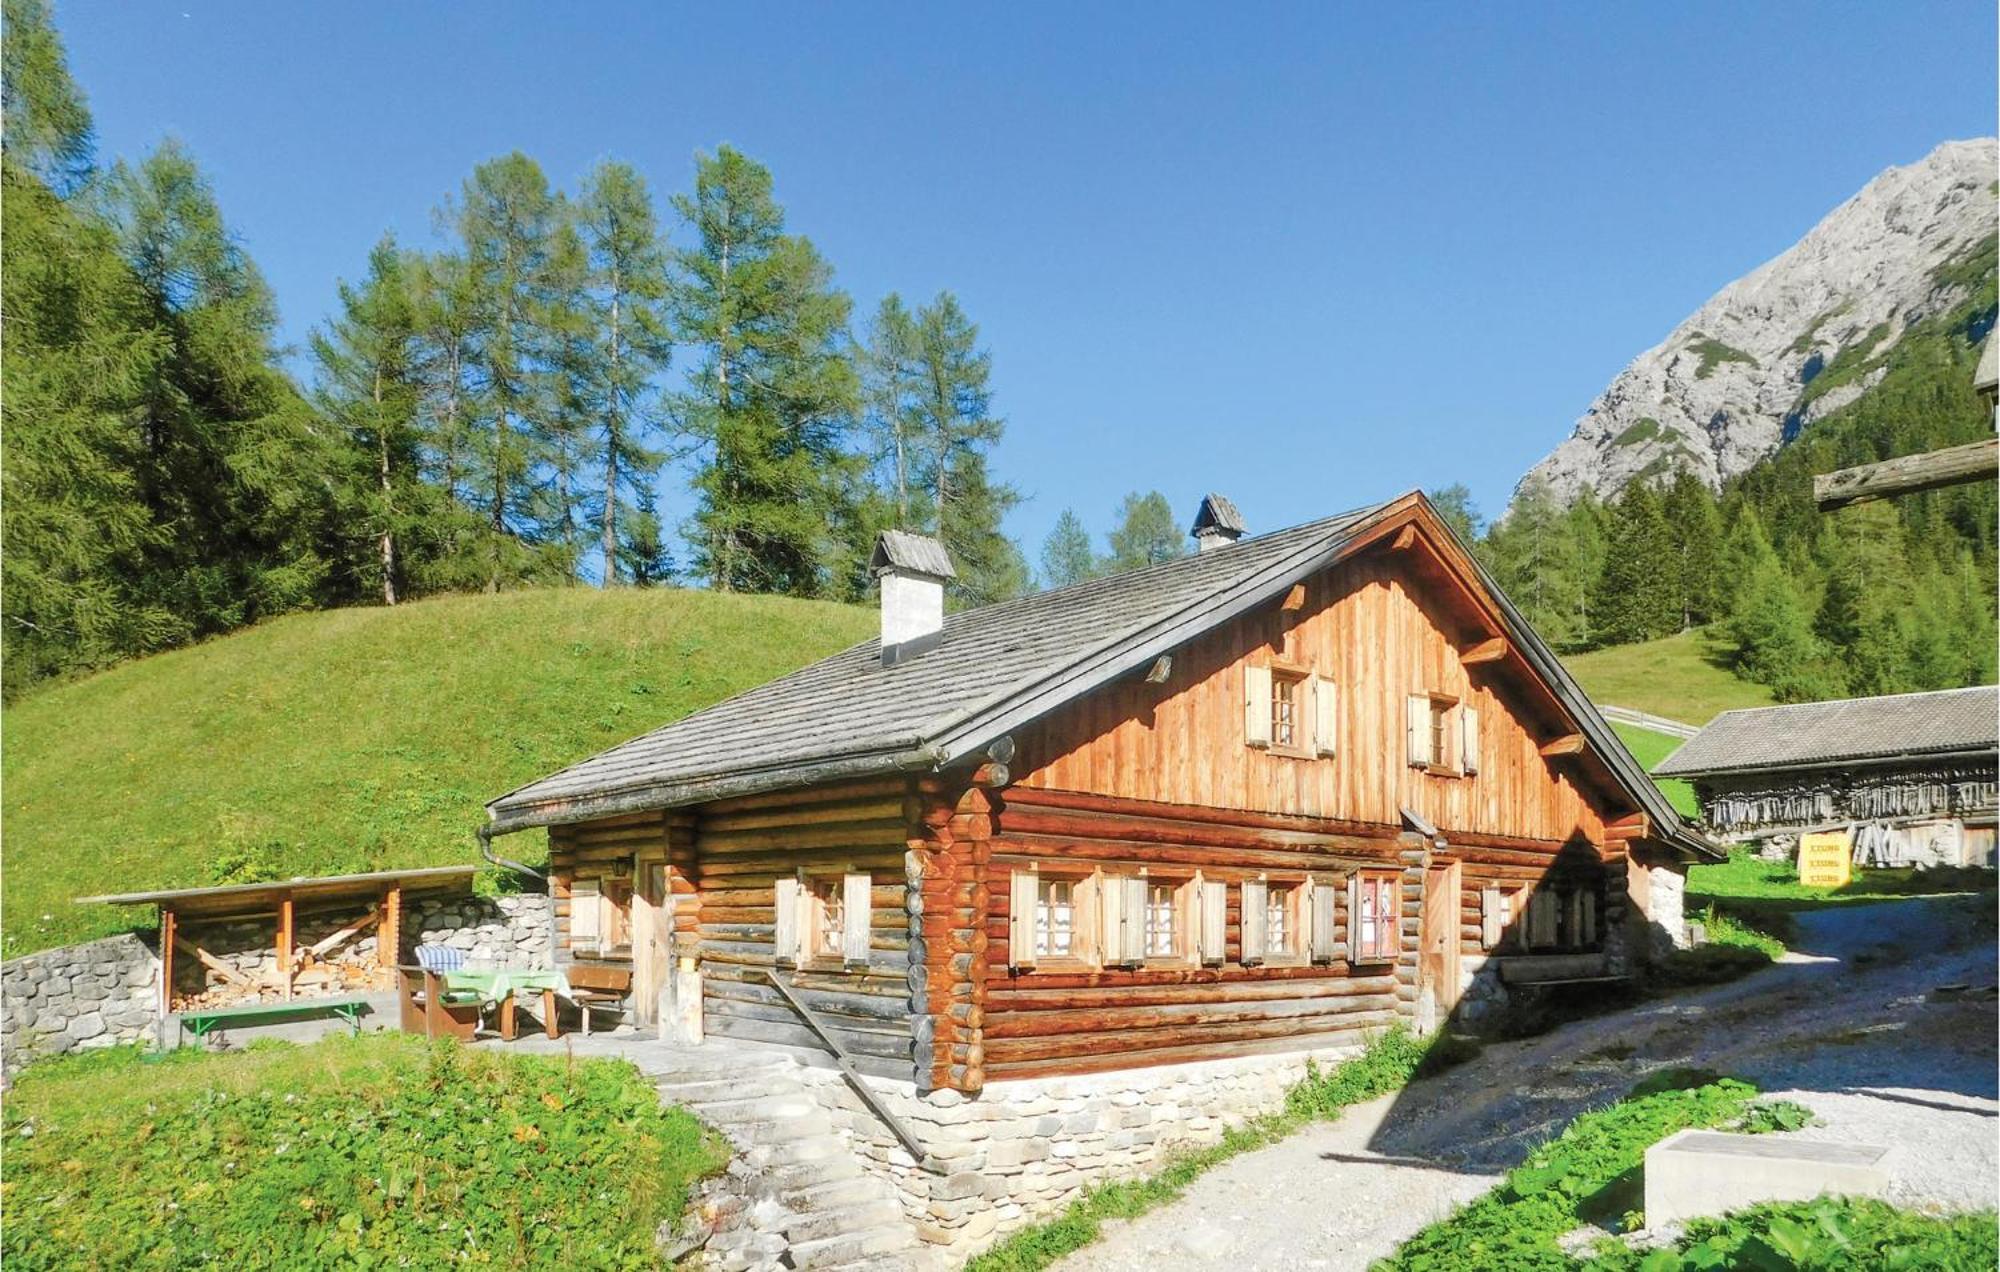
[871,529,956,579]
[1654,685,1998,778]
[487,491,1712,858]
[1193,493,1245,535]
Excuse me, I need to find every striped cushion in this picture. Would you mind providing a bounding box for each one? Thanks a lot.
[415,944,465,972]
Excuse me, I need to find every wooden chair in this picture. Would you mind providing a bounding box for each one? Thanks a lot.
[398,945,480,1040]
[564,964,633,1036]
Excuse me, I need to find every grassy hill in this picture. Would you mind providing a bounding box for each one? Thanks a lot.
[1610,722,1698,820]
[1561,627,1777,726]
[2,588,874,955]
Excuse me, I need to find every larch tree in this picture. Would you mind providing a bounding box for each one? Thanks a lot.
[575,159,673,585]
[908,292,1024,607]
[311,236,422,604]
[672,146,860,596]
[1040,508,1101,589]
[1106,491,1186,572]
[858,293,920,522]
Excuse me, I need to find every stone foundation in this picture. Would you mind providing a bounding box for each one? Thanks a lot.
[1,935,157,1071]
[1647,864,1687,958]
[794,1043,1363,1259]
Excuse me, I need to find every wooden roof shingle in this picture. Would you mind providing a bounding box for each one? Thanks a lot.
[1655,685,1998,778]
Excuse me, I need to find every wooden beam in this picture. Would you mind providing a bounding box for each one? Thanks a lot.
[1539,733,1587,757]
[1279,583,1307,611]
[276,894,295,1001]
[1814,437,1997,510]
[1460,637,1509,666]
[1604,812,1650,839]
[1390,524,1419,551]
[306,909,379,960]
[174,938,256,989]
[159,908,177,1018]
[380,884,402,984]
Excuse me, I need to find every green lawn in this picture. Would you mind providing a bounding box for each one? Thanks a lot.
[2,587,875,954]
[0,1033,727,1269]
[1609,722,1698,819]
[1564,627,1777,726]
[1689,849,1994,912]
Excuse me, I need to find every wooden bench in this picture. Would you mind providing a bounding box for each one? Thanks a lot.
[564,964,632,1036]
[178,995,370,1045]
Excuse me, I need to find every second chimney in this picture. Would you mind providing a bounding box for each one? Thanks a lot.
[1191,493,1245,552]
[871,530,956,665]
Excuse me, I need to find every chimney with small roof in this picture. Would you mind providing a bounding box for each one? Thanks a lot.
[871,530,955,665]
[1191,493,1245,552]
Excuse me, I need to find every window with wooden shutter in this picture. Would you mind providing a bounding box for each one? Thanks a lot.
[1579,890,1598,947]
[1406,694,1431,767]
[1480,886,1503,949]
[569,877,602,953]
[842,872,872,968]
[1308,875,1338,963]
[1008,869,1038,969]
[1240,878,1268,964]
[1527,889,1557,949]
[1461,706,1480,776]
[1120,875,1149,965]
[773,876,800,966]
[1351,871,1401,963]
[1245,665,1274,748]
[1313,674,1338,757]
[1199,878,1227,965]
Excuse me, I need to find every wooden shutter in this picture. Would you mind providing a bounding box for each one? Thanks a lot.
[1461,706,1480,776]
[1346,874,1362,961]
[1527,890,1556,949]
[773,876,800,966]
[843,872,873,967]
[1309,875,1338,962]
[1075,872,1101,966]
[1313,674,1338,757]
[1008,869,1039,969]
[1199,878,1227,966]
[1406,695,1431,767]
[1121,876,1149,964]
[1245,665,1274,748]
[1580,891,1598,946]
[569,877,601,951]
[1480,886,1503,949]
[1240,879,1268,963]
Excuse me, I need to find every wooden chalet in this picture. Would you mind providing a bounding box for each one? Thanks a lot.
[1656,685,1998,867]
[484,492,1715,1094]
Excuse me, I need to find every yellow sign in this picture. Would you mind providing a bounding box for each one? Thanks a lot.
[1798,830,1854,889]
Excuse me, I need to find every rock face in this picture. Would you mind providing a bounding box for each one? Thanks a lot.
[1519,138,1997,505]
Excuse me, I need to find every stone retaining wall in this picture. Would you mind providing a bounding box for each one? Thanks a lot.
[2,935,157,1071]
[795,1043,1363,1259]
[1,891,551,1074]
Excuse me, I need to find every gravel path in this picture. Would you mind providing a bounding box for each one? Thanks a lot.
[1056,895,1997,1271]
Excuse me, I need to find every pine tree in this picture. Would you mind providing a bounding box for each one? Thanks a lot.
[1486,475,1590,650]
[0,0,93,195]
[311,236,422,604]
[1040,509,1100,589]
[907,293,1023,606]
[858,294,920,522]
[1589,481,1677,646]
[529,209,597,580]
[575,160,672,585]
[1429,483,1481,543]
[1661,471,1722,629]
[403,250,491,592]
[672,147,860,595]
[1106,491,1186,572]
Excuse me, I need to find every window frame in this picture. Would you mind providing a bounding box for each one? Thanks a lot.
[1351,870,1402,965]
[1259,877,1308,967]
[1425,693,1461,777]
[1268,666,1310,757]
[1033,870,1095,970]
[1140,873,1198,968]
[801,872,848,968]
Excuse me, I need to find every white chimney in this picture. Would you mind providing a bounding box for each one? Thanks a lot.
[1191,493,1245,552]
[871,530,956,665]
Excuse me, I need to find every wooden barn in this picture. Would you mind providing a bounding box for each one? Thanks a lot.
[1656,685,1998,868]
[483,491,1715,1094]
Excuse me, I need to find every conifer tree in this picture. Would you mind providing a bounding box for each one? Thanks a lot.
[908,293,1023,606]
[1,0,93,194]
[858,294,920,521]
[1487,475,1590,650]
[1662,471,1722,629]
[1589,481,1677,646]
[672,147,860,595]
[1106,491,1186,572]
[1041,509,1100,589]
[575,160,673,585]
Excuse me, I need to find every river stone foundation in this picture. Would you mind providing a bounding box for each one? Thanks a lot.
[793,1043,1363,1259]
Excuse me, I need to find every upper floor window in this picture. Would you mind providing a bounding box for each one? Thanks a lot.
[1270,670,1304,750]
[1247,666,1338,757]
[1407,694,1475,775]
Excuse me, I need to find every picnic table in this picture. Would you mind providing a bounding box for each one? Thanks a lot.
[440,969,571,1041]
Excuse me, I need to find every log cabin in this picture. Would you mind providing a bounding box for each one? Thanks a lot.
[1656,685,1998,868]
[484,491,1717,1094]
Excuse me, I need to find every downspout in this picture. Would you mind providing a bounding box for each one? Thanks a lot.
[478,822,545,884]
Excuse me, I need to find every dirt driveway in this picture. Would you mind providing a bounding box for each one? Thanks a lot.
[1055,895,1997,1271]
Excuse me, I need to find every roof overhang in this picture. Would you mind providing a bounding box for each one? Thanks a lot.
[1657,745,1998,782]
[77,864,481,919]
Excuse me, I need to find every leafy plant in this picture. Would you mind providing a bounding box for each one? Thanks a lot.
[1587,1197,1998,1271]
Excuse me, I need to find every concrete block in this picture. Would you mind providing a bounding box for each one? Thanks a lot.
[1645,1131,1893,1228]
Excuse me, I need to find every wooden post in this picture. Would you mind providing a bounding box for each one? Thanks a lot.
[276,894,295,1001]
[159,907,177,1019]
[380,884,402,988]
[1814,437,1997,510]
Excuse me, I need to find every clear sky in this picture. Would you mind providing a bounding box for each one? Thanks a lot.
[59,2,1996,563]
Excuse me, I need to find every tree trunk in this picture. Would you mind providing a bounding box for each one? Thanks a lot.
[601,281,622,586]
[374,367,398,606]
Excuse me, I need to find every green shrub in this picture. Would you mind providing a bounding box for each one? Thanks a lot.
[1584,1197,2000,1270]
[2,1032,727,1270]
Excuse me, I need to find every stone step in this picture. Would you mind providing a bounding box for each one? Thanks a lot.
[784,1196,907,1243]
[685,1091,821,1122]
[653,1073,796,1104]
[779,1174,892,1213]
[726,1110,835,1145]
[745,1132,845,1170]
[814,1255,928,1272]
[759,1153,865,1192]
[785,1224,920,1271]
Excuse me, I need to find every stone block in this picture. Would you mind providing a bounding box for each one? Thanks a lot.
[1644,1131,1892,1228]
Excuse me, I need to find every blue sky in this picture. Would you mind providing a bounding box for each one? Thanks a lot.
[60,2,1995,566]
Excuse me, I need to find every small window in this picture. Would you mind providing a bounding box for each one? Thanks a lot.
[806,875,845,962]
[1266,882,1299,958]
[1352,872,1400,963]
[1037,876,1076,958]
[1271,671,1305,751]
[1428,699,1451,771]
[1144,881,1178,958]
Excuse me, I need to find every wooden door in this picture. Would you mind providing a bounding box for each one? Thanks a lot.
[632,853,673,1030]
[1420,861,1462,1021]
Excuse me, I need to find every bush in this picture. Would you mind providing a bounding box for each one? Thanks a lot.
[2,1032,727,1270]
[1584,1197,2000,1270]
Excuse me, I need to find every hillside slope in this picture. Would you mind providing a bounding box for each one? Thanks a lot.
[1522,138,1997,502]
[1561,627,1777,725]
[1,588,875,954]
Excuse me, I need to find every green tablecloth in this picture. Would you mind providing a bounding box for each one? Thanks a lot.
[440,969,571,1006]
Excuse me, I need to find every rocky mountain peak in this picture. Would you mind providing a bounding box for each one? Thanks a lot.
[1519,138,1998,506]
